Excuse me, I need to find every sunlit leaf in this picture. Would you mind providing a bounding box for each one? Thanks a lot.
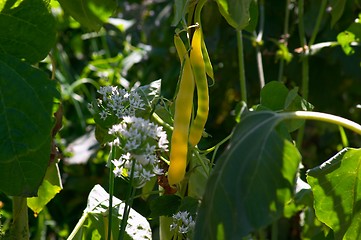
[215,0,253,30]
[27,162,63,215]
[194,111,301,239]
[0,53,59,196]
[58,0,116,31]
[307,148,361,239]
[0,0,56,63]
[337,15,361,55]
[70,184,152,239]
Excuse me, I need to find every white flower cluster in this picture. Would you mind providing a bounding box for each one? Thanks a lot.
[109,116,169,188]
[97,86,145,120]
[170,211,196,236]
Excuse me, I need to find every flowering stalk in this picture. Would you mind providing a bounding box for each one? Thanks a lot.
[93,85,169,238]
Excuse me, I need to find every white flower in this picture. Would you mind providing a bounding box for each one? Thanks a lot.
[99,110,108,120]
[179,225,189,234]
[153,165,163,175]
[170,211,195,235]
[113,167,123,178]
[99,91,169,188]
[134,154,150,166]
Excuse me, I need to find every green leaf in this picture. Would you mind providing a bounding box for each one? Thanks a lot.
[337,15,361,55]
[258,81,313,132]
[260,81,289,111]
[27,162,63,215]
[58,0,116,31]
[337,31,357,55]
[330,0,346,28]
[307,148,361,239]
[194,111,301,239]
[70,184,152,240]
[0,0,56,64]
[244,0,258,33]
[188,154,209,200]
[215,0,253,30]
[171,0,187,26]
[150,195,181,218]
[0,53,59,197]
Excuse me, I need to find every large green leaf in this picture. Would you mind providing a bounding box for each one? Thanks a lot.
[214,0,253,30]
[0,0,56,64]
[58,0,116,31]
[0,53,58,196]
[194,111,301,239]
[307,148,361,239]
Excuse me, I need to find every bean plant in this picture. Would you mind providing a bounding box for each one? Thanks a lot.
[1,0,361,240]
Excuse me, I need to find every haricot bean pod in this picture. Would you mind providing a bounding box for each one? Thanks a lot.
[168,34,195,186]
[189,27,209,146]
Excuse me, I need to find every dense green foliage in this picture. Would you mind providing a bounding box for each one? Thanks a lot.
[1,0,361,239]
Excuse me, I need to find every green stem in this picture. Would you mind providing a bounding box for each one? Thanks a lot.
[108,146,117,240]
[271,221,278,240]
[67,213,88,240]
[339,126,349,147]
[11,197,29,240]
[280,111,361,135]
[255,0,265,88]
[118,160,136,240]
[278,0,291,82]
[152,112,173,132]
[194,0,207,25]
[237,30,247,103]
[296,0,307,148]
[193,149,210,176]
[298,0,306,48]
[308,0,327,48]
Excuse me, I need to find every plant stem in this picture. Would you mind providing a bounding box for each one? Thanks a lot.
[107,146,116,240]
[118,160,136,240]
[193,149,210,176]
[296,0,307,148]
[255,0,265,89]
[296,0,327,148]
[308,0,327,48]
[237,30,247,103]
[278,0,291,82]
[67,213,88,240]
[11,197,29,240]
[280,111,361,135]
[271,221,278,240]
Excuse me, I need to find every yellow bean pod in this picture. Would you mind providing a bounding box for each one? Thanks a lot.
[189,27,209,146]
[168,35,195,186]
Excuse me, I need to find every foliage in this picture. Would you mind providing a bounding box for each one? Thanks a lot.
[0,0,361,240]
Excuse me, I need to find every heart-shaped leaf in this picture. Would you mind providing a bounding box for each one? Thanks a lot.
[0,53,59,196]
[307,148,361,239]
[194,111,301,239]
[0,0,56,63]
